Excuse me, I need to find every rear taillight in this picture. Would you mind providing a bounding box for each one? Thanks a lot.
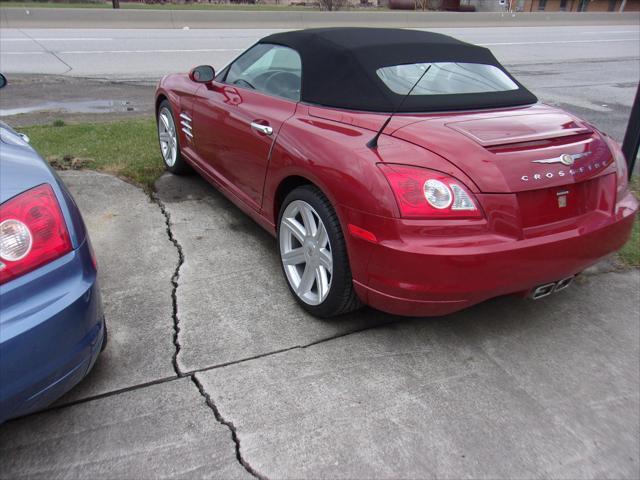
[0,184,72,285]
[379,164,483,219]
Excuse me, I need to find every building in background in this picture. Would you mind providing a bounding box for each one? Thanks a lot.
[401,0,640,9]
[131,0,640,10]
[523,0,639,11]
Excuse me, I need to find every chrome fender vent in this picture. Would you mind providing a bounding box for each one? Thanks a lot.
[180,112,193,140]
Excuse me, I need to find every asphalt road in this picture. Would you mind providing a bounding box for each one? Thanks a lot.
[2,25,638,79]
[1,24,639,142]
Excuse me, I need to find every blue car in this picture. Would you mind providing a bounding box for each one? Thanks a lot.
[0,74,105,424]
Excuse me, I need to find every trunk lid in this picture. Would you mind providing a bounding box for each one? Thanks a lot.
[391,104,618,235]
[391,104,615,194]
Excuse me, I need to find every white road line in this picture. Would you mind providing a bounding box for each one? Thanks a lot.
[58,48,245,54]
[1,48,244,55]
[0,38,114,42]
[482,38,637,46]
[578,30,639,34]
[1,52,46,55]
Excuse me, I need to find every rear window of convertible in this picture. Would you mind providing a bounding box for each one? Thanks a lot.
[376,62,519,96]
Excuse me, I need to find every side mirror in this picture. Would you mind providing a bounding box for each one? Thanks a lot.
[0,74,6,89]
[189,65,215,84]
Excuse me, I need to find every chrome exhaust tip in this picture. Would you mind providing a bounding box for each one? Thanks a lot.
[554,276,574,292]
[531,283,556,300]
[530,276,575,300]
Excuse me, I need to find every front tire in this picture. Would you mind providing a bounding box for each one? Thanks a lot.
[278,185,361,318]
[157,100,190,174]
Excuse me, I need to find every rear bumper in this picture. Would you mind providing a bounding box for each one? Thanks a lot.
[344,191,638,317]
[0,239,104,424]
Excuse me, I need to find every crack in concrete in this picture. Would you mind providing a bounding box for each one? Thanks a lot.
[26,179,399,474]
[26,376,180,420]
[21,179,399,476]
[185,318,403,376]
[192,375,268,480]
[151,192,265,479]
[151,193,185,377]
[27,318,400,423]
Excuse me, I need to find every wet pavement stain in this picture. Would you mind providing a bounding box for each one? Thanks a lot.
[0,99,137,117]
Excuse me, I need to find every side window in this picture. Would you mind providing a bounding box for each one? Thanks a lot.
[225,44,302,102]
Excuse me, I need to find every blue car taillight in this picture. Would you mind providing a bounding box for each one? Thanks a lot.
[0,184,72,285]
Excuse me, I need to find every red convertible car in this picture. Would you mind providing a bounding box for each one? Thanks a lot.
[155,28,638,317]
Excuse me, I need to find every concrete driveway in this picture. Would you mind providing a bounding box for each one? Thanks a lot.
[0,168,637,479]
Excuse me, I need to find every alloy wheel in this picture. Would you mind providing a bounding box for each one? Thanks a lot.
[158,107,177,167]
[279,200,333,306]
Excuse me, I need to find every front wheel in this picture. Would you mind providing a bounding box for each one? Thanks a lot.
[157,100,190,174]
[278,185,361,318]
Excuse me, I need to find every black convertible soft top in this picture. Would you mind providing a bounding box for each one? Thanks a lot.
[260,28,537,113]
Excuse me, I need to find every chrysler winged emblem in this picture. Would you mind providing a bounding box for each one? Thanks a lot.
[532,152,591,166]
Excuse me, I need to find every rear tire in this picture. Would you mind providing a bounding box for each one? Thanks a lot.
[278,185,362,318]
[157,100,190,174]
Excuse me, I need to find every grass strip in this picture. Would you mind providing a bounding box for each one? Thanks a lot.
[619,175,639,267]
[21,118,163,191]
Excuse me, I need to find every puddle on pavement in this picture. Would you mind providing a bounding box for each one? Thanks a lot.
[0,99,137,116]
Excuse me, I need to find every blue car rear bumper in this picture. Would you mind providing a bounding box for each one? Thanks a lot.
[0,238,104,424]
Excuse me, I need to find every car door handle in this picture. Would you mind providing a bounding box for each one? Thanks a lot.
[250,122,273,136]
